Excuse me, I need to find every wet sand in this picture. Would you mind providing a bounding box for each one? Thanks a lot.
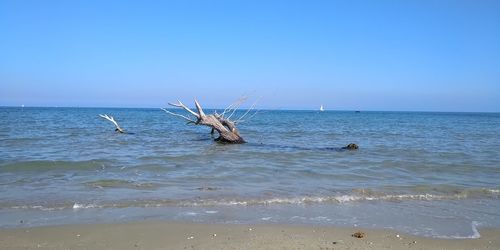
[0,222,499,249]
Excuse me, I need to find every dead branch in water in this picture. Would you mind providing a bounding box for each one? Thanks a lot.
[163,99,247,143]
[99,114,125,133]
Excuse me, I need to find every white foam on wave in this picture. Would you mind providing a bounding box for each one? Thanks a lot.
[7,187,499,212]
[432,221,481,239]
[310,216,331,222]
[72,203,98,210]
[10,205,65,211]
[471,221,481,239]
[189,192,473,207]
[335,195,361,203]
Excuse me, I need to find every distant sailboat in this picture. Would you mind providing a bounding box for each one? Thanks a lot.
[320,105,324,112]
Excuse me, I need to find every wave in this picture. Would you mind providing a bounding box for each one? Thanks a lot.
[84,179,160,189]
[2,188,498,211]
[427,221,481,239]
[0,159,113,172]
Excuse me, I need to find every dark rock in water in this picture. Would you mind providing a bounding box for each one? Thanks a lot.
[342,143,359,150]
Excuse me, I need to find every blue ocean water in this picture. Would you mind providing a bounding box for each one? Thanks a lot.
[0,107,499,238]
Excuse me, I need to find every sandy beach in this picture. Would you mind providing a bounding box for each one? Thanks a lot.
[0,221,499,250]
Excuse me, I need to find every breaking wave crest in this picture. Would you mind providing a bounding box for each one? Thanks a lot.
[2,188,498,211]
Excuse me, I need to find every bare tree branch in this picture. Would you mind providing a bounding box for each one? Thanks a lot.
[194,99,206,118]
[160,108,196,123]
[245,109,261,120]
[236,109,261,123]
[220,96,248,118]
[235,97,260,123]
[226,98,248,120]
[168,100,200,118]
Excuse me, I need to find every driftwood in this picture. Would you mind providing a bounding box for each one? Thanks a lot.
[162,100,246,143]
[99,114,125,133]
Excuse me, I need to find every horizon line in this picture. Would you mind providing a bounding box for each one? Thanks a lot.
[0,105,498,114]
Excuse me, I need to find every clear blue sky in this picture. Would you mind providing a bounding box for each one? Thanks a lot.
[1,0,499,111]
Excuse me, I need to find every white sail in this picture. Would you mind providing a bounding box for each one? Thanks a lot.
[320,105,324,111]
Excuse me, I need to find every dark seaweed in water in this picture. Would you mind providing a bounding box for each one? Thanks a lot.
[247,142,358,152]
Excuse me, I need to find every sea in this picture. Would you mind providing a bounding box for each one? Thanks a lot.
[0,107,499,239]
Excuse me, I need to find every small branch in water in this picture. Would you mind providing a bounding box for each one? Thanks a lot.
[99,114,125,133]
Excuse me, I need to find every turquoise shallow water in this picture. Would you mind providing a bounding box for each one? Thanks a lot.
[0,107,499,238]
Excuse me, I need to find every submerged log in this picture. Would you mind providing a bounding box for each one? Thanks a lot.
[162,100,246,143]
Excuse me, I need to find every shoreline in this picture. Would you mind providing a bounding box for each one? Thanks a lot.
[0,221,499,249]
